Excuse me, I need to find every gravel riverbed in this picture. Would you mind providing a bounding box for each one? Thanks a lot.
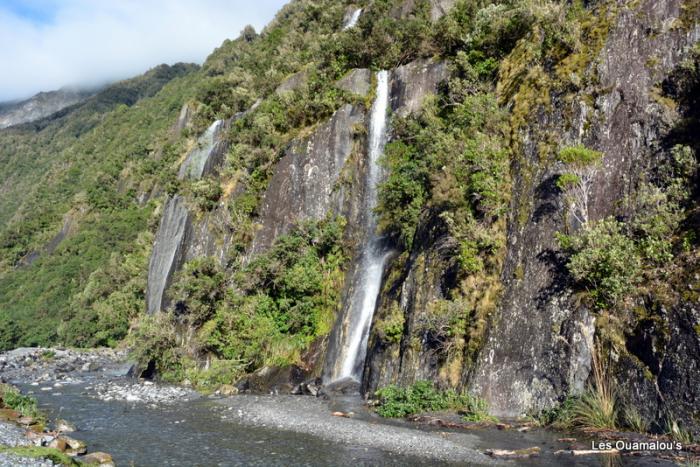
[217,395,498,465]
[0,422,55,467]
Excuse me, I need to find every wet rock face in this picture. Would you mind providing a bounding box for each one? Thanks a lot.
[390,59,449,117]
[175,103,193,132]
[178,119,227,180]
[250,103,365,254]
[363,213,459,393]
[471,0,699,417]
[146,196,191,314]
[146,116,236,314]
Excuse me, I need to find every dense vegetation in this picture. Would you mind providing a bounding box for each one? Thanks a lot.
[128,217,346,387]
[0,0,697,434]
[374,380,494,421]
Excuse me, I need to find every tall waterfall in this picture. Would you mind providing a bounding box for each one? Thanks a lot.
[333,70,391,381]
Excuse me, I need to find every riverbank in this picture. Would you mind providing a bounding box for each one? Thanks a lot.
[2,347,698,466]
[217,394,497,464]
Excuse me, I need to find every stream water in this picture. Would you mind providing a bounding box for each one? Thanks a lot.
[20,380,440,466]
[16,377,674,467]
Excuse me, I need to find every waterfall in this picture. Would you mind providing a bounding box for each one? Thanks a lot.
[333,70,391,381]
[343,8,362,30]
[178,119,223,180]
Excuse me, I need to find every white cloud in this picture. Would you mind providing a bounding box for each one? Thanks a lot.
[0,0,288,101]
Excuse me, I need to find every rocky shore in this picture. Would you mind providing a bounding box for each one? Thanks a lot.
[217,394,498,465]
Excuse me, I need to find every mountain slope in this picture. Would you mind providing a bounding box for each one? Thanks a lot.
[0,87,96,129]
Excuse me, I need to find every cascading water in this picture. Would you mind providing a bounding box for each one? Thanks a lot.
[343,8,362,30]
[178,119,223,180]
[332,70,391,381]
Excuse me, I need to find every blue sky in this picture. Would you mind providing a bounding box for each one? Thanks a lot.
[0,0,288,101]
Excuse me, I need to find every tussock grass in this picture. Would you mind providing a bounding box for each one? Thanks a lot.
[571,348,618,430]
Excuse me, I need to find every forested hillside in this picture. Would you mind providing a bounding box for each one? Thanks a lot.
[0,0,698,435]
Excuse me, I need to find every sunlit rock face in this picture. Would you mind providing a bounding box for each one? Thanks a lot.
[335,69,371,98]
[471,0,700,418]
[390,59,449,117]
[146,195,191,315]
[390,0,455,21]
[249,103,365,255]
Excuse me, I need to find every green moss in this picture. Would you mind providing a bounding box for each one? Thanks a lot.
[0,446,78,466]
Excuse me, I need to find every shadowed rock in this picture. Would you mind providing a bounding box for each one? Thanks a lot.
[470,0,699,418]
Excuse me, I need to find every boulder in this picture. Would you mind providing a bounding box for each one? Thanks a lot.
[62,436,87,455]
[320,377,361,396]
[335,69,371,97]
[80,451,115,466]
[218,384,238,396]
[56,419,77,432]
[48,437,67,452]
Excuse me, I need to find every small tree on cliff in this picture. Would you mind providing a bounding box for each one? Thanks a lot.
[556,145,603,228]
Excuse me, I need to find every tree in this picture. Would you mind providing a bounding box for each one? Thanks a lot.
[556,145,603,228]
[241,25,257,43]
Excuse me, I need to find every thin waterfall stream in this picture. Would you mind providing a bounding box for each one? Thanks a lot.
[342,8,362,30]
[332,70,391,382]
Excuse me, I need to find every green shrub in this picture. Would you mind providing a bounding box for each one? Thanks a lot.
[374,380,494,422]
[0,384,42,420]
[623,407,649,433]
[557,218,641,308]
[191,179,223,211]
[170,257,226,327]
[375,304,405,345]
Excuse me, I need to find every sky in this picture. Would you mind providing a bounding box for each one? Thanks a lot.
[0,0,288,101]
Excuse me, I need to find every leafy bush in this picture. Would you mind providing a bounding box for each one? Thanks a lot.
[171,257,226,327]
[557,218,641,307]
[374,380,493,422]
[375,304,405,345]
[0,384,42,420]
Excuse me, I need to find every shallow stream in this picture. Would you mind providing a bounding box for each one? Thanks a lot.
[16,378,673,467]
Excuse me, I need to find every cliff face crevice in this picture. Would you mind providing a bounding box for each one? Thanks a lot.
[470,0,700,418]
